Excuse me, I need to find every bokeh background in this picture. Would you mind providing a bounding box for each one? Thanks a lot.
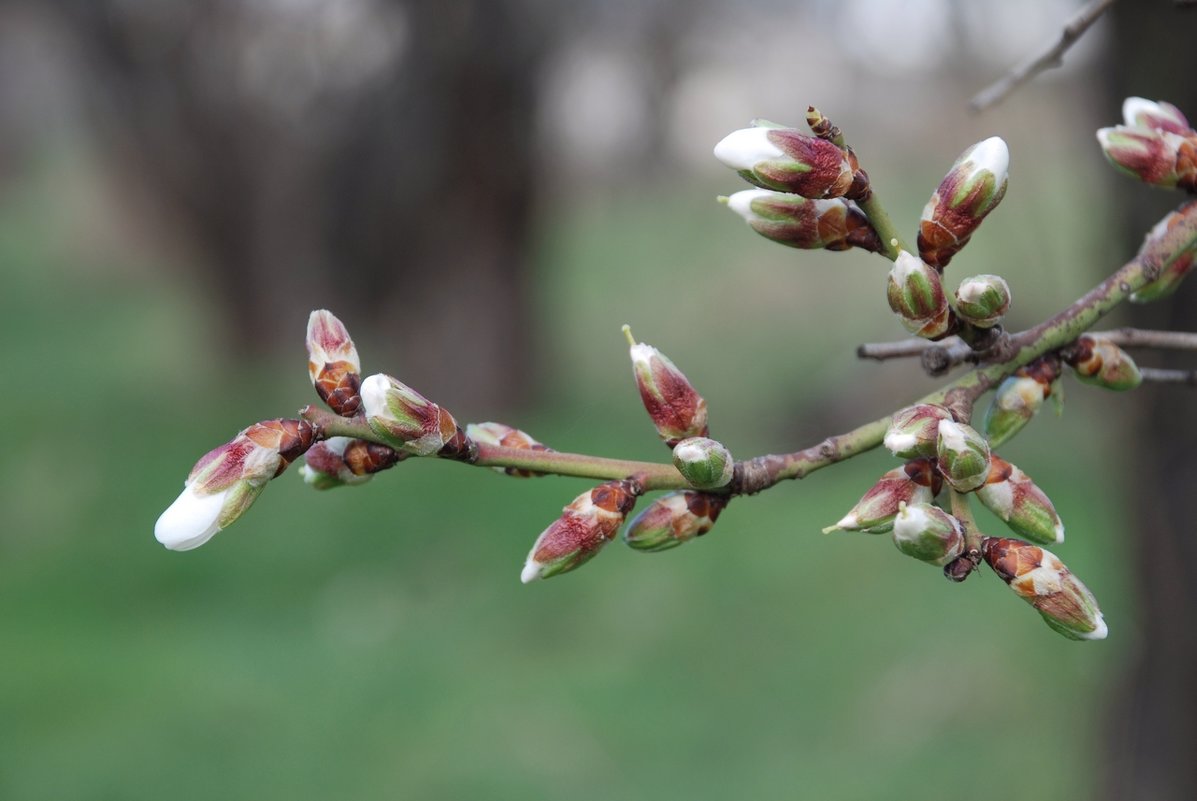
[1,1,1193,799]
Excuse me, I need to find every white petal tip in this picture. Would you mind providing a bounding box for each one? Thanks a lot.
[1080,617,1108,640]
[713,127,783,171]
[725,189,775,223]
[520,561,542,584]
[154,487,225,552]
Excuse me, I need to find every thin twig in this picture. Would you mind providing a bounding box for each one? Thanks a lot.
[969,0,1117,113]
[1140,367,1197,385]
[1095,328,1197,350]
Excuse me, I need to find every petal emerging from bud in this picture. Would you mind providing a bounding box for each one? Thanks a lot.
[306,310,363,417]
[918,137,1009,268]
[1097,126,1197,192]
[954,274,1010,328]
[936,420,991,492]
[1131,200,1197,302]
[155,419,317,550]
[361,373,469,457]
[521,480,639,582]
[672,437,734,489]
[1122,97,1192,136]
[982,356,1062,448]
[466,421,553,477]
[891,502,965,566]
[1066,337,1143,391]
[714,126,861,199]
[982,537,1107,640]
[722,190,882,252]
[884,403,953,459]
[887,251,953,339]
[976,455,1064,545]
[624,491,728,552]
[823,458,940,534]
[625,327,709,446]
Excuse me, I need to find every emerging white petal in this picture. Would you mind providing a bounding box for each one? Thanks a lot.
[360,373,393,419]
[962,136,1009,181]
[155,485,229,551]
[713,127,784,171]
[725,189,779,223]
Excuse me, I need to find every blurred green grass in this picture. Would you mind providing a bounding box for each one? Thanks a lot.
[0,152,1135,800]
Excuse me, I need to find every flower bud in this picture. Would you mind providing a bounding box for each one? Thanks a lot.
[299,436,401,490]
[954,274,1010,328]
[1130,200,1197,303]
[361,373,470,457]
[1096,125,1197,192]
[155,418,317,551]
[721,190,882,253]
[624,492,728,552]
[306,310,362,417]
[1066,337,1143,391]
[884,403,953,459]
[917,137,1010,268]
[823,458,940,534]
[1122,97,1192,136]
[982,537,1108,640]
[981,356,1062,448]
[891,502,965,566]
[466,421,552,477]
[936,420,991,492]
[672,437,734,489]
[521,480,639,582]
[886,251,952,339]
[713,126,862,199]
[976,455,1064,545]
[625,327,709,446]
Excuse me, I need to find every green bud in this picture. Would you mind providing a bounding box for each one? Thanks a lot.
[886,251,952,339]
[983,537,1107,641]
[976,455,1064,545]
[884,404,953,459]
[936,420,991,492]
[623,492,728,552]
[1067,337,1142,391]
[891,502,965,567]
[672,437,734,489]
[823,459,940,534]
[954,274,1010,328]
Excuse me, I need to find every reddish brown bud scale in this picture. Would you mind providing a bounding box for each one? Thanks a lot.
[313,364,362,417]
[343,440,403,475]
[306,311,363,417]
[982,537,1107,640]
[522,479,641,582]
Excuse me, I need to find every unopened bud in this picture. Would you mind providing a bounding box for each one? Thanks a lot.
[918,137,1010,268]
[1123,97,1192,135]
[466,421,552,477]
[624,492,728,552]
[721,190,882,252]
[299,436,374,490]
[887,251,953,339]
[891,502,965,567]
[361,373,470,457]
[306,310,362,417]
[713,126,863,199]
[954,274,1010,328]
[982,356,1062,448]
[521,480,639,582]
[672,437,734,490]
[1130,200,1197,303]
[155,418,317,551]
[976,455,1064,545]
[982,537,1107,640]
[936,420,990,492]
[884,403,953,459]
[1066,336,1142,391]
[625,326,709,446]
[1096,125,1197,192]
[823,458,940,534]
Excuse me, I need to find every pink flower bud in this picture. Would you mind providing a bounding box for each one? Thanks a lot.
[521,480,640,582]
[982,537,1107,640]
[721,190,882,253]
[1097,125,1197,192]
[155,419,317,550]
[306,310,362,417]
[976,455,1064,545]
[823,458,941,534]
[1130,200,1197,303]
[361,373,470,457]
[624,492,728,552]
[1122,97,1192,136]
[625,327,709,446]
[713,125,863,199]
[465,421,552,477]
[918,137,1009,268]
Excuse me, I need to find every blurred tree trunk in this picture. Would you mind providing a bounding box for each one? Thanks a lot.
[43,0,550,410]
[1102,4,1197,800]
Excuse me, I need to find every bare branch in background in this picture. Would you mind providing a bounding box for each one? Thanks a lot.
[970,0,1117,113]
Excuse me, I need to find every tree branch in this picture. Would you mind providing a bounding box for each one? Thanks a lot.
[969,0,1117,113]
